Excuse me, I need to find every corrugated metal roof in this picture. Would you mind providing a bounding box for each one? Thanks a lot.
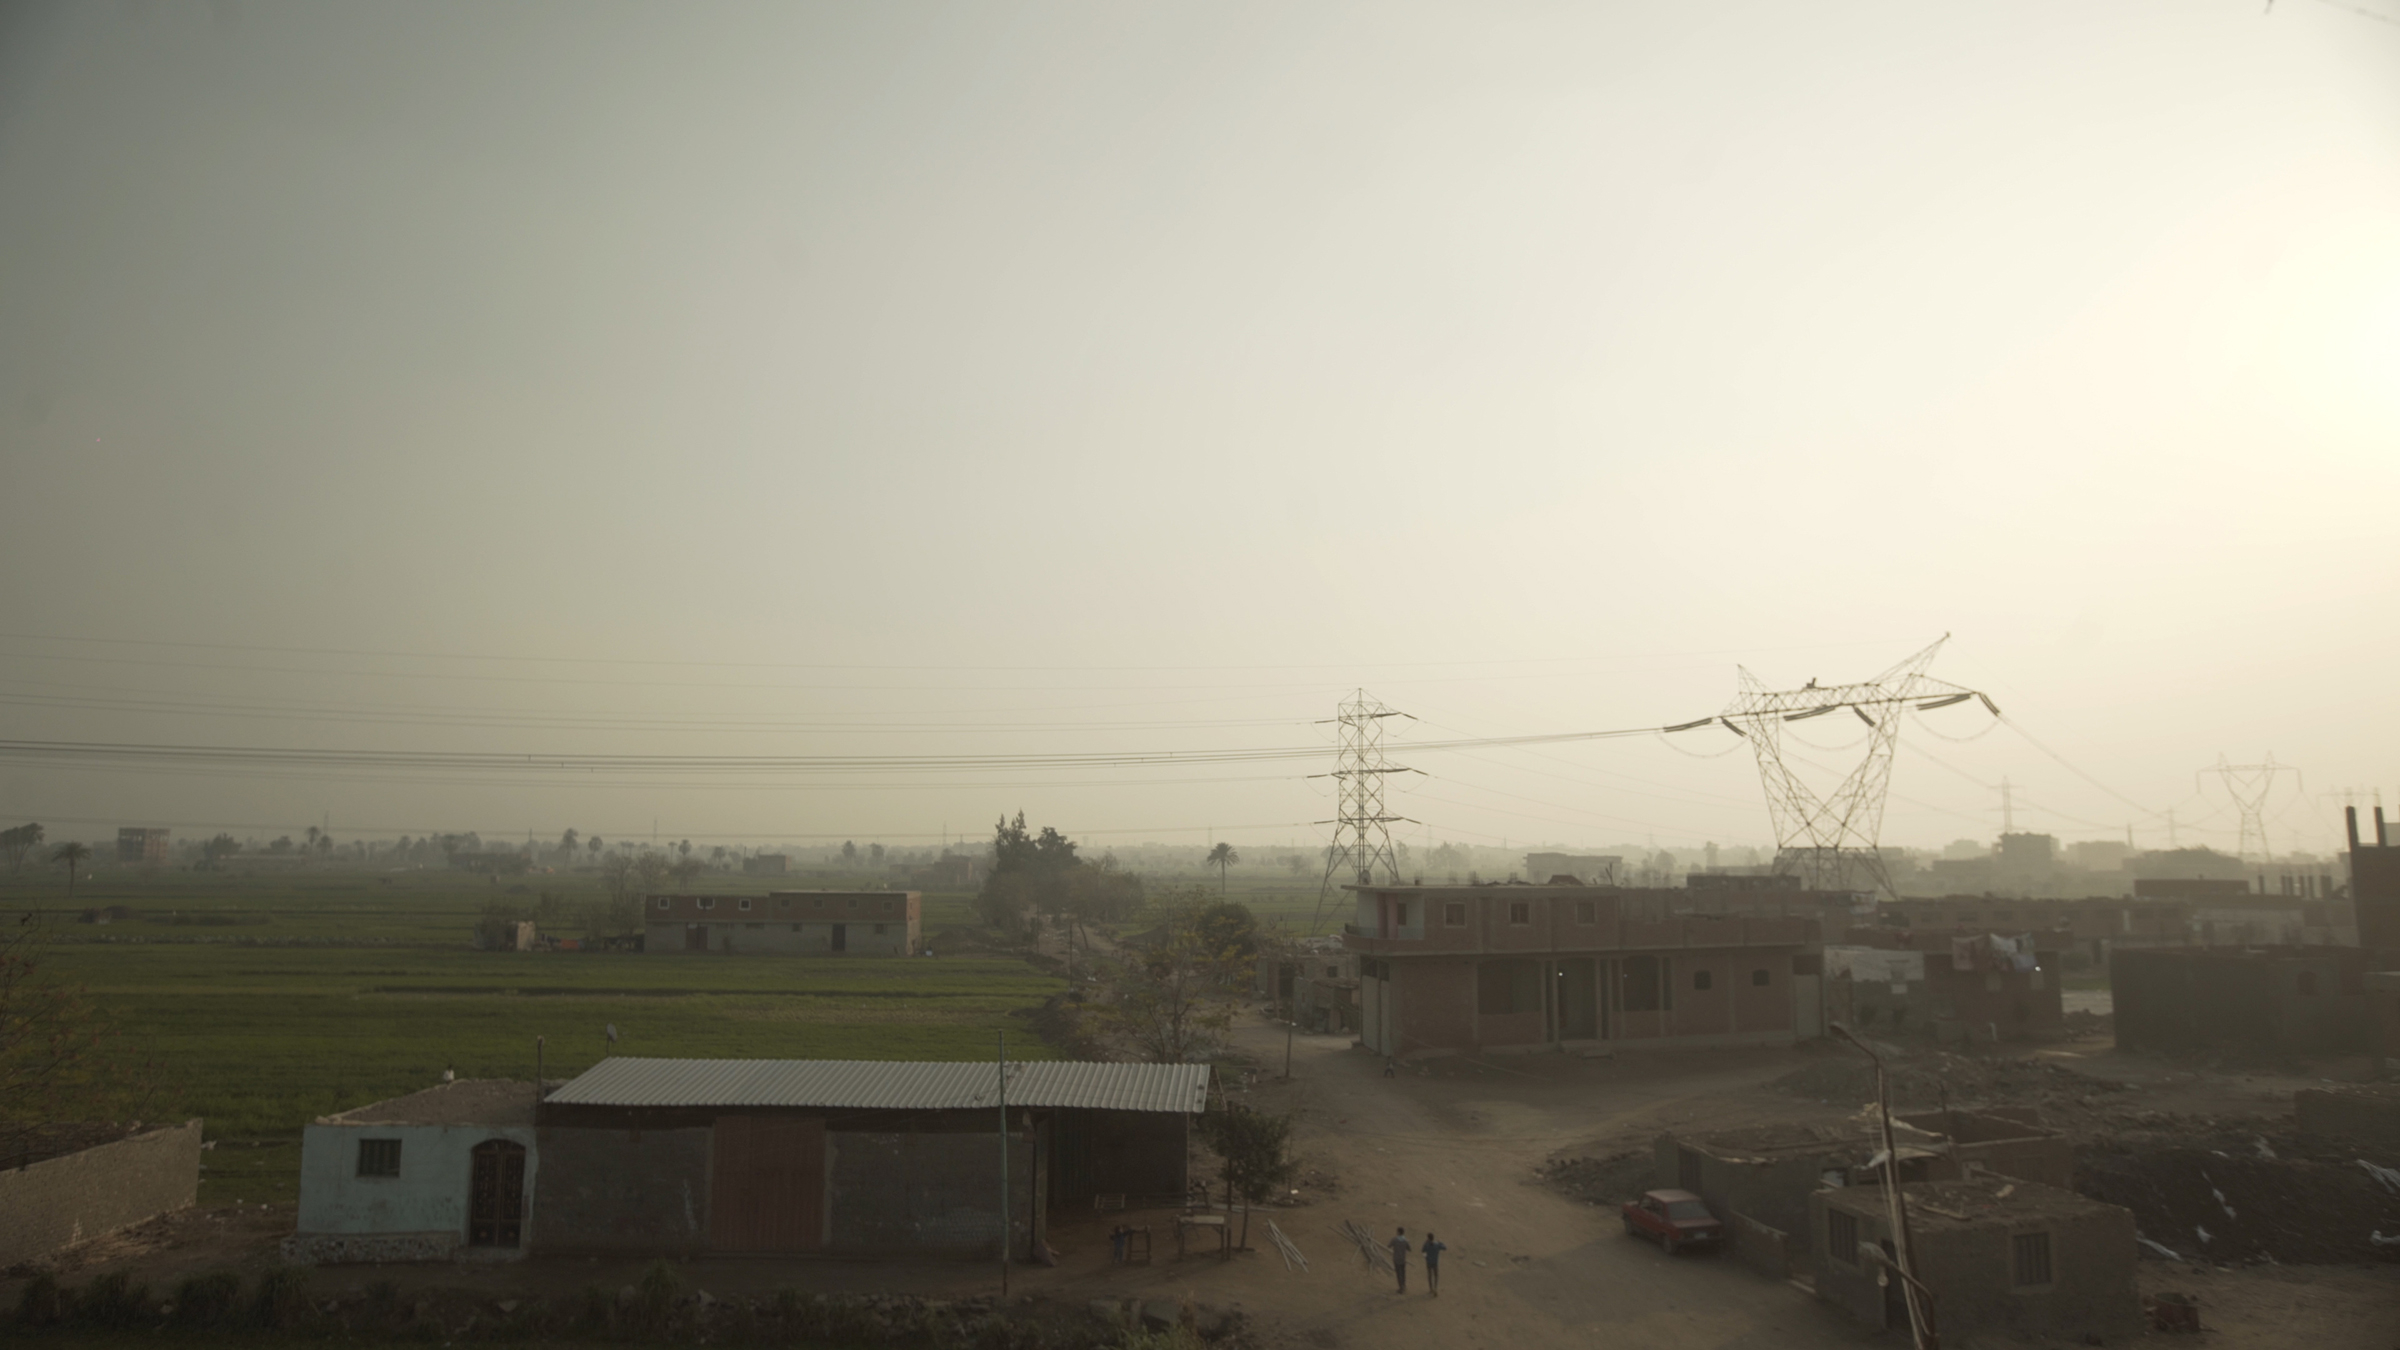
[546,1058,1211,1114]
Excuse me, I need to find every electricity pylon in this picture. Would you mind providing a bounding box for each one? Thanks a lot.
[1719,635,1994,898]
[1311,690,1414,930]
[2199,754,2301,862]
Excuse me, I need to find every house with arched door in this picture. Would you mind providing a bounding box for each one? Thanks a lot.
[287,1080,539,1264]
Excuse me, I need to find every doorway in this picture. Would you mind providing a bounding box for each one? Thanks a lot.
[1555,959,1597,1040]
[830,923,847,952]
[468,1139,526,1247]
[710,1115,826,1250]
[685,923,708,951]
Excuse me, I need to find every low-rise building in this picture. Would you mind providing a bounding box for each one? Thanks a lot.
[2112,945,2375,1056]
[646,891,921,955]
[1658,1108,2071,1274]
[1809,1178,2140,1344]
[1257,945,1360,1035]
[1341,882,1821,1056]
[289,1080,540,1264]
[1825,930,2065,1044]
[115,827,170,865]
[741,853,790,876]
[289,1060,1208,1263]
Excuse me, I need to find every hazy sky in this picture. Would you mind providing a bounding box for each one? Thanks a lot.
[2,0,2395,860]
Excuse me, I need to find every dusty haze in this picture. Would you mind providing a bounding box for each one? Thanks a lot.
[2,0,2395,858]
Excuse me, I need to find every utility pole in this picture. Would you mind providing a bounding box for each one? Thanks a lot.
[997,1031,1010,1297]
[1833,1024,1938,1349]
[1999,778,2014,834]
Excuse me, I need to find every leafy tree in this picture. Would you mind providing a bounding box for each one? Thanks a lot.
[974,812,1103,939]
[587,836,602,858]
[314,832,333,855]
[1205,842,1240,895]
[0,823,43,871]
[50,842,91,899]
[268,836,294,855]
[1091,888,1249,1062]
[1284,854,1305,876]
[305,826,321,853]
[600,853,636,903]
[200,833,240,869]
[1197,1103,1298,1248]
[678,840,691,859]
[1191,900,1259,963]
[841,840,857,863]
[869,843,885,865]
[630,853,672,894]
[670,857,703,884]
[560,828,580,858]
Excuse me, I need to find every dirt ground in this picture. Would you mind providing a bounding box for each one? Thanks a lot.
[8,1018,2397,1349]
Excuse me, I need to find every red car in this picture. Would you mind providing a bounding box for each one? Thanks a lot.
[1621,1188,1724,1254]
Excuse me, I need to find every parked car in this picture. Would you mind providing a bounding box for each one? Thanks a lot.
[1621,1188,1724,1254]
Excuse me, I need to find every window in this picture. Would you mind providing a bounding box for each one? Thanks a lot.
[1508,901,1531,925]
[738,898,752,912]
[1826,1210,1858,1268]
[789,924,801,932]
[356,1138,401,1178]
[812,897,824,909]
[1752,969,1771,987]
[1574,900,1596,924]
[874,923,887,935]
[1477,960,1541,1014]
[655,897,669,910]
[1394,903,1409,927]
[777,896,790,908]
[2011,1231,2052,1286]
[1443,902,1467,927]
[698,897,715,910]
[1325,965,1340,978]
[2296,971,2319,996]
[1693,970,1713,992]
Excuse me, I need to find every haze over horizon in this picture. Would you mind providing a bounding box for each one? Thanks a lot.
[2,1,2395,861]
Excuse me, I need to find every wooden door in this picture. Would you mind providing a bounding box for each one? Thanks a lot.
[709,1115,825,1251]
[468,1139,526,1247]
[830,923,846,952]
[685,923,708,951]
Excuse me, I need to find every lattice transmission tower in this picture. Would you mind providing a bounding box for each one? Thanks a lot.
[2199,754,2301,861]
[1720,635,1994,898]
[1312,690,1413,926]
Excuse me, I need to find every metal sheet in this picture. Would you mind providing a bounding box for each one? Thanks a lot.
[547,1058,1211,1114]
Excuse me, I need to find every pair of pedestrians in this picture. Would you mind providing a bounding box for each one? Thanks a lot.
[1387,1227,1446,1295]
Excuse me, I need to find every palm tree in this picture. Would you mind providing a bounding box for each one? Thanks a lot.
[52,840,91,898]
[1206,842,1240,895]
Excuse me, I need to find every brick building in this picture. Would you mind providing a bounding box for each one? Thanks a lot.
[1809,1178,2140,1343]
[1825,929,2065,1044]
[2112,945,2376,1056]
[2349,805,2400,956]
[646,891,920,955]
[1340,882,1821,1056]
[115,827,170,864]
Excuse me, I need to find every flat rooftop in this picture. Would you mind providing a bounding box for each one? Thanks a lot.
[319,1078,539,1127]
[1826,1177,2115,1227]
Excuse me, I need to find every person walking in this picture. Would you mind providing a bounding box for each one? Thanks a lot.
[1421,1232,1447,1296]
[1389,1226,1411,1293]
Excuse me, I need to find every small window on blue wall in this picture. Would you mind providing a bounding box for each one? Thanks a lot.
[357,1138,401,1177]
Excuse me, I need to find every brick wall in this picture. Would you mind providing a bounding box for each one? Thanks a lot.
[828,1128,1034,1256]
[532,1126,711,1253]
[0,1120,200,1269]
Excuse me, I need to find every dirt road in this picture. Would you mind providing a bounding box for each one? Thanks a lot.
[1086,1023,1882,1350]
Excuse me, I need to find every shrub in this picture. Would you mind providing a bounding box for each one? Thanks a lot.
[173,1271,243,1326]
[249,1266,309,1328]
[72,1271,150,1327]
[635,1259,682,1328]
[15,1272,65,1326]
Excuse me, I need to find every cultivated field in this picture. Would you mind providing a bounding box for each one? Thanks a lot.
[4,865,1066,1205]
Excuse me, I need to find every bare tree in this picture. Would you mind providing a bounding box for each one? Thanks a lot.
[2,912,162,1165]
[1091,889,1248,1063]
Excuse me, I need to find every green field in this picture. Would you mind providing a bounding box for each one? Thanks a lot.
[4,866,1068,1205]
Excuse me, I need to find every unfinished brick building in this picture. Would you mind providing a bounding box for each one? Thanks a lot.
[645,891,920,956]
[1341,882,1820,1056]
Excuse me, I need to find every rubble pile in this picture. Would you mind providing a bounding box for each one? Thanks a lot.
[2076,1143,2400,1266]
[1538,1150,1656,1206]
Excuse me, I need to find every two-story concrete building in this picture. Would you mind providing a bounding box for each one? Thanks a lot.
[1341,882,1821,1057]
[646,891,921,956]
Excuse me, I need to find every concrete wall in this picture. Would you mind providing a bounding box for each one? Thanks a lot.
[2295,1086,2400,1151]
[0,1121,200,1269]
[294,1123,538,1256]
[828,1128,1035,1257]
[2114,948,2371,1055]
[1658,1137,1846,1259]
[532,1126,711,1253]
[645,919,915,956]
